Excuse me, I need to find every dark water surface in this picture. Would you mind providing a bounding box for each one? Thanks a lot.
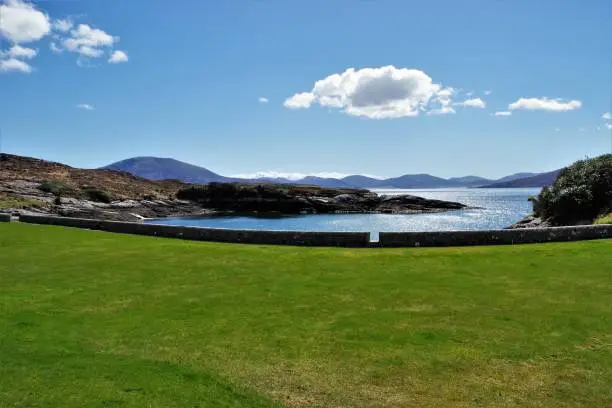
[146,188,540,239]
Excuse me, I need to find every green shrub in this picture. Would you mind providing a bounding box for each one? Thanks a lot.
[594,213,612,225]
[82,187,112,203]
[39,180,69,196]
[534,154,612,224]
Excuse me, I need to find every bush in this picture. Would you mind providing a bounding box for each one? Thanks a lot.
[533,154,612,224]
[39,180,69,196]
[82,187,112,203]
[594,213,612,225]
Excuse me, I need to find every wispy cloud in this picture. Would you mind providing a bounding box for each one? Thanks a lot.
[76,103,94,110]
[493,111,512,116]
[508,97,582,112]
[455,98,486,108]
[258,97,269,104]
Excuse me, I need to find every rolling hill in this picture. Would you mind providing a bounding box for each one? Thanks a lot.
[480,169,563,188]
[100,156,560,189]
[103,157,229,184]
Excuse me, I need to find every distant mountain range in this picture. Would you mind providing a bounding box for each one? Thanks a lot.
[103,157,562,189]
[478,169,563,188]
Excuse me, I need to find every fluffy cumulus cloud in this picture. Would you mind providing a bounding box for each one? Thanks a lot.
[0,58,32,73]
[1,45,37,59]
[508,97,582,112]
[283,66,464,119]
[0,1,128,72]
[603,112,612,121]
[258,97,269,104]
[60,24,117,57]
[493,111,512,116]
[284,92,316,109]
[108,50,128,63]
[0,0,51,43]
[76,103,94,110]
[455,97,486,108]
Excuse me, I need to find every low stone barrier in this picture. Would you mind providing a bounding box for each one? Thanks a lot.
[17,215,370,247]
[16,214,612,247]
[378,224,612,247]
[0,213,11,222]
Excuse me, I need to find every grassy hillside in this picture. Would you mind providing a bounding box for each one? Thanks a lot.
[1,223,612,407]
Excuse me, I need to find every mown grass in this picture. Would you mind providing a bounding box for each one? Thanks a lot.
[1,223,611,407]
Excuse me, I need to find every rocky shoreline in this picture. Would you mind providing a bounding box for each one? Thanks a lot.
[1,180,469,222]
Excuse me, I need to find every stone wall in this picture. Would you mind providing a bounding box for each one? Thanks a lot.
[17,215,370,247]
[378,224,612,247]
[0,213,11,222]
[16,214,612,247]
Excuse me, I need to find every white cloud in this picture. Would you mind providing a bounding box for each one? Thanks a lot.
[50,42,62,53]
[284,66,455,119]
[508,97,582,112]
[108,50,128,63]
[607,124,612,130]
[484,90,492,96]
[493,111,512,116]
[0,0,51,43]
[1,45,37,59]
[603,112,611,120]
[61,24,117,59]
[455,97,486,108]
[284,92,316,109]
[0,57,32,73]
[53,18,73,33]
[258,97,269,104]
[427,106,455,116]
[76,45,103,58]
[428,87,455,115]
[76,103,94,110]
[232,171,383,181]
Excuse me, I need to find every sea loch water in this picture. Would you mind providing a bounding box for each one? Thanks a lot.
[147,188,541,239]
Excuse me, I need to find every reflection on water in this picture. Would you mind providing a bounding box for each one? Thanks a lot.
[147,188,541,239]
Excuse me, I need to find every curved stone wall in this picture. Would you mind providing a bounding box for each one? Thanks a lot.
[378,224,612,247]
[16,214,612,247]
[17,215,370,247]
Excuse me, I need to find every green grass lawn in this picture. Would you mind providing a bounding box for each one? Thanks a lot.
[1,223,612,408]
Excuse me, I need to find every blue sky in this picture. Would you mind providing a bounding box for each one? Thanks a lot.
[1,0,611,179]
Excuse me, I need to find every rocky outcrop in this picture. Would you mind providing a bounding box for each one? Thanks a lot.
[506,215,551,229]
[1,153,468,220]
[176,183,467,215]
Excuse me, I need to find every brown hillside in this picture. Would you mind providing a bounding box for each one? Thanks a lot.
[0,153,186,200]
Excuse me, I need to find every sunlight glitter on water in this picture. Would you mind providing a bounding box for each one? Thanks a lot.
[146,188,541,240]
